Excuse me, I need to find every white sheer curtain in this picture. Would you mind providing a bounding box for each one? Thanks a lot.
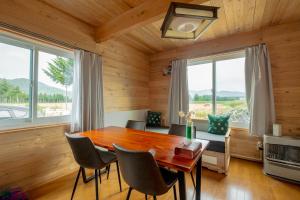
[245,44,275,136]
[168,59,189,125]
[71,50,104,132]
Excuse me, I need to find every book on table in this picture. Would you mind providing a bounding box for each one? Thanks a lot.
[174,140,202,159]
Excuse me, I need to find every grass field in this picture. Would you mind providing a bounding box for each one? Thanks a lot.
[190,100,248,120]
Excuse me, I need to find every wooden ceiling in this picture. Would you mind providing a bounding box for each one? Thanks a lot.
[41,0,300,55]
[41,0,146,26]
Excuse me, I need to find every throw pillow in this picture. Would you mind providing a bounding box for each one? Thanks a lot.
[208,114,230,135]
[146,111,161,127]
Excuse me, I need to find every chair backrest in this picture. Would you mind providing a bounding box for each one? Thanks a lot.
[168,124,196,138]
[126,120,146,131]
[65,133,105,169]
[113,144,169,195]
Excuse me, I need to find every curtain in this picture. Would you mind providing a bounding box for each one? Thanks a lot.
[245,44,275,136]
[168,59,189,125]
[71,50,104,132]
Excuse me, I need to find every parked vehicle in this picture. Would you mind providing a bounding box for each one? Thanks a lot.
[0,106,28,120]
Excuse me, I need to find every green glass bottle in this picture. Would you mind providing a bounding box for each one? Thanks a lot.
[186,121,193,140]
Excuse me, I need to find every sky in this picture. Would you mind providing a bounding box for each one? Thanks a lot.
[1,41,245,93]
[0,42,71,91]
[188,57,246,92]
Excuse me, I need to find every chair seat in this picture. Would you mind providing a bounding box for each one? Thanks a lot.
[159,167,178,188]
[95,148,117,164]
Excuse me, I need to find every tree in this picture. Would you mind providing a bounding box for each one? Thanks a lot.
[43,57,74,109]
[0,79,28,103]
[193,94,200,102]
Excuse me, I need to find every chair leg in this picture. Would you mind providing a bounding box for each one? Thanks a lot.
[145,194,148,200]
[153,195,157,200]
[173,185,177,200]
[71,167,82,200]
[190,171,196,189]
[106,165,111,180]
[82,168,95,183]
[116,161,122,192]
[99,169,102,183]
[95,170,99,200]
[126,187,132,200]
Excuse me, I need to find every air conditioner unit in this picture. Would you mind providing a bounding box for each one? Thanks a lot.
[264,134,300,183]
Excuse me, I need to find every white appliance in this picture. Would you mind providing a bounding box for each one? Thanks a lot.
[264,134,300,182]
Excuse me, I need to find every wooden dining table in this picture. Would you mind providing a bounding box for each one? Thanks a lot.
[79,126,209,200]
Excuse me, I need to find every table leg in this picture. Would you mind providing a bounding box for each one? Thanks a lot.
[196,157,202,200]
[177,171,186,200]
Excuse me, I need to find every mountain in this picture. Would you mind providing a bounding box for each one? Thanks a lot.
[6,78,66,95]
[190,90,245,97]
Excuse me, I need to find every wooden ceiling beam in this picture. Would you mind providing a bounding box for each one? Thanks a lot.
[95,0,209,43]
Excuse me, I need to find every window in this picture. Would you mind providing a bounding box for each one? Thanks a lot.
[0,41,31,120]
[0,34,74,128]
[188,62,213,119]
[37,51,73,117]
[188,52,249,128]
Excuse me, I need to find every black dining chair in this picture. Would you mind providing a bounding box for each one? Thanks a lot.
[113,144,178,200]
[126,120,146,131]
[105,120,147,180]
[106,120,146,181]
[168,124,197,189]
[65,133,122,200]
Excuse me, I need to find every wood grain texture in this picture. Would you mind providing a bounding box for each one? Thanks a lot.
[118,0,300,54]
[39,0,300,54]
[40,0,145,26]
[79,126,209,172]
[0,124,76,191]
[0,0,96,52]
[99,39,150,112]
[230,128,262,161]
[0,0,150,191]
[95,0,200,42]
[27,158,300,200]
[0,0,150,113]
[148,21,300,160]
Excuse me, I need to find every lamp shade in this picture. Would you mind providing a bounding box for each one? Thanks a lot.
[161,2,219,39]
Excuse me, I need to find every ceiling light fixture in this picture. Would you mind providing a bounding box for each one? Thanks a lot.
[160,2,219,40]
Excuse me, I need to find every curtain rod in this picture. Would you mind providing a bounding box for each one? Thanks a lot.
[178,42,267,62]
[0,21,95,53]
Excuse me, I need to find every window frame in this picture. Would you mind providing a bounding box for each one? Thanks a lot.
[188,50,248,128]
[0,33,74,130]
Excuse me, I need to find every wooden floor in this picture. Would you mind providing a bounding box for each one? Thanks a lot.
[28,158,300,200]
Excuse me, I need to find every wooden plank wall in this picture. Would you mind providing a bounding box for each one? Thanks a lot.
[149,21,300,160]
[0,125,74,191]
[98,40,150,112]
[0,0,149,191]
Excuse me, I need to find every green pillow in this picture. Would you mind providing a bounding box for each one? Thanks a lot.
[208,114,230,135]
[146,111,161,127]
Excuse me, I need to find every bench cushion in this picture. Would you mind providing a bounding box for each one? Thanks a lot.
[196,131,225,153]
[195,131,225,142]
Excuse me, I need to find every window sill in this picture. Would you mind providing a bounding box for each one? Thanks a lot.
[0,116,71,133]
[0,122,70,134]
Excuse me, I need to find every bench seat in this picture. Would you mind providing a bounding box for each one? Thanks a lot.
[147,128,226,153]
[147,125,231,174]
[196,131,225,153]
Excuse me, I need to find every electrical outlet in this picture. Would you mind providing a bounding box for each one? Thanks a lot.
[256,141,263,150]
